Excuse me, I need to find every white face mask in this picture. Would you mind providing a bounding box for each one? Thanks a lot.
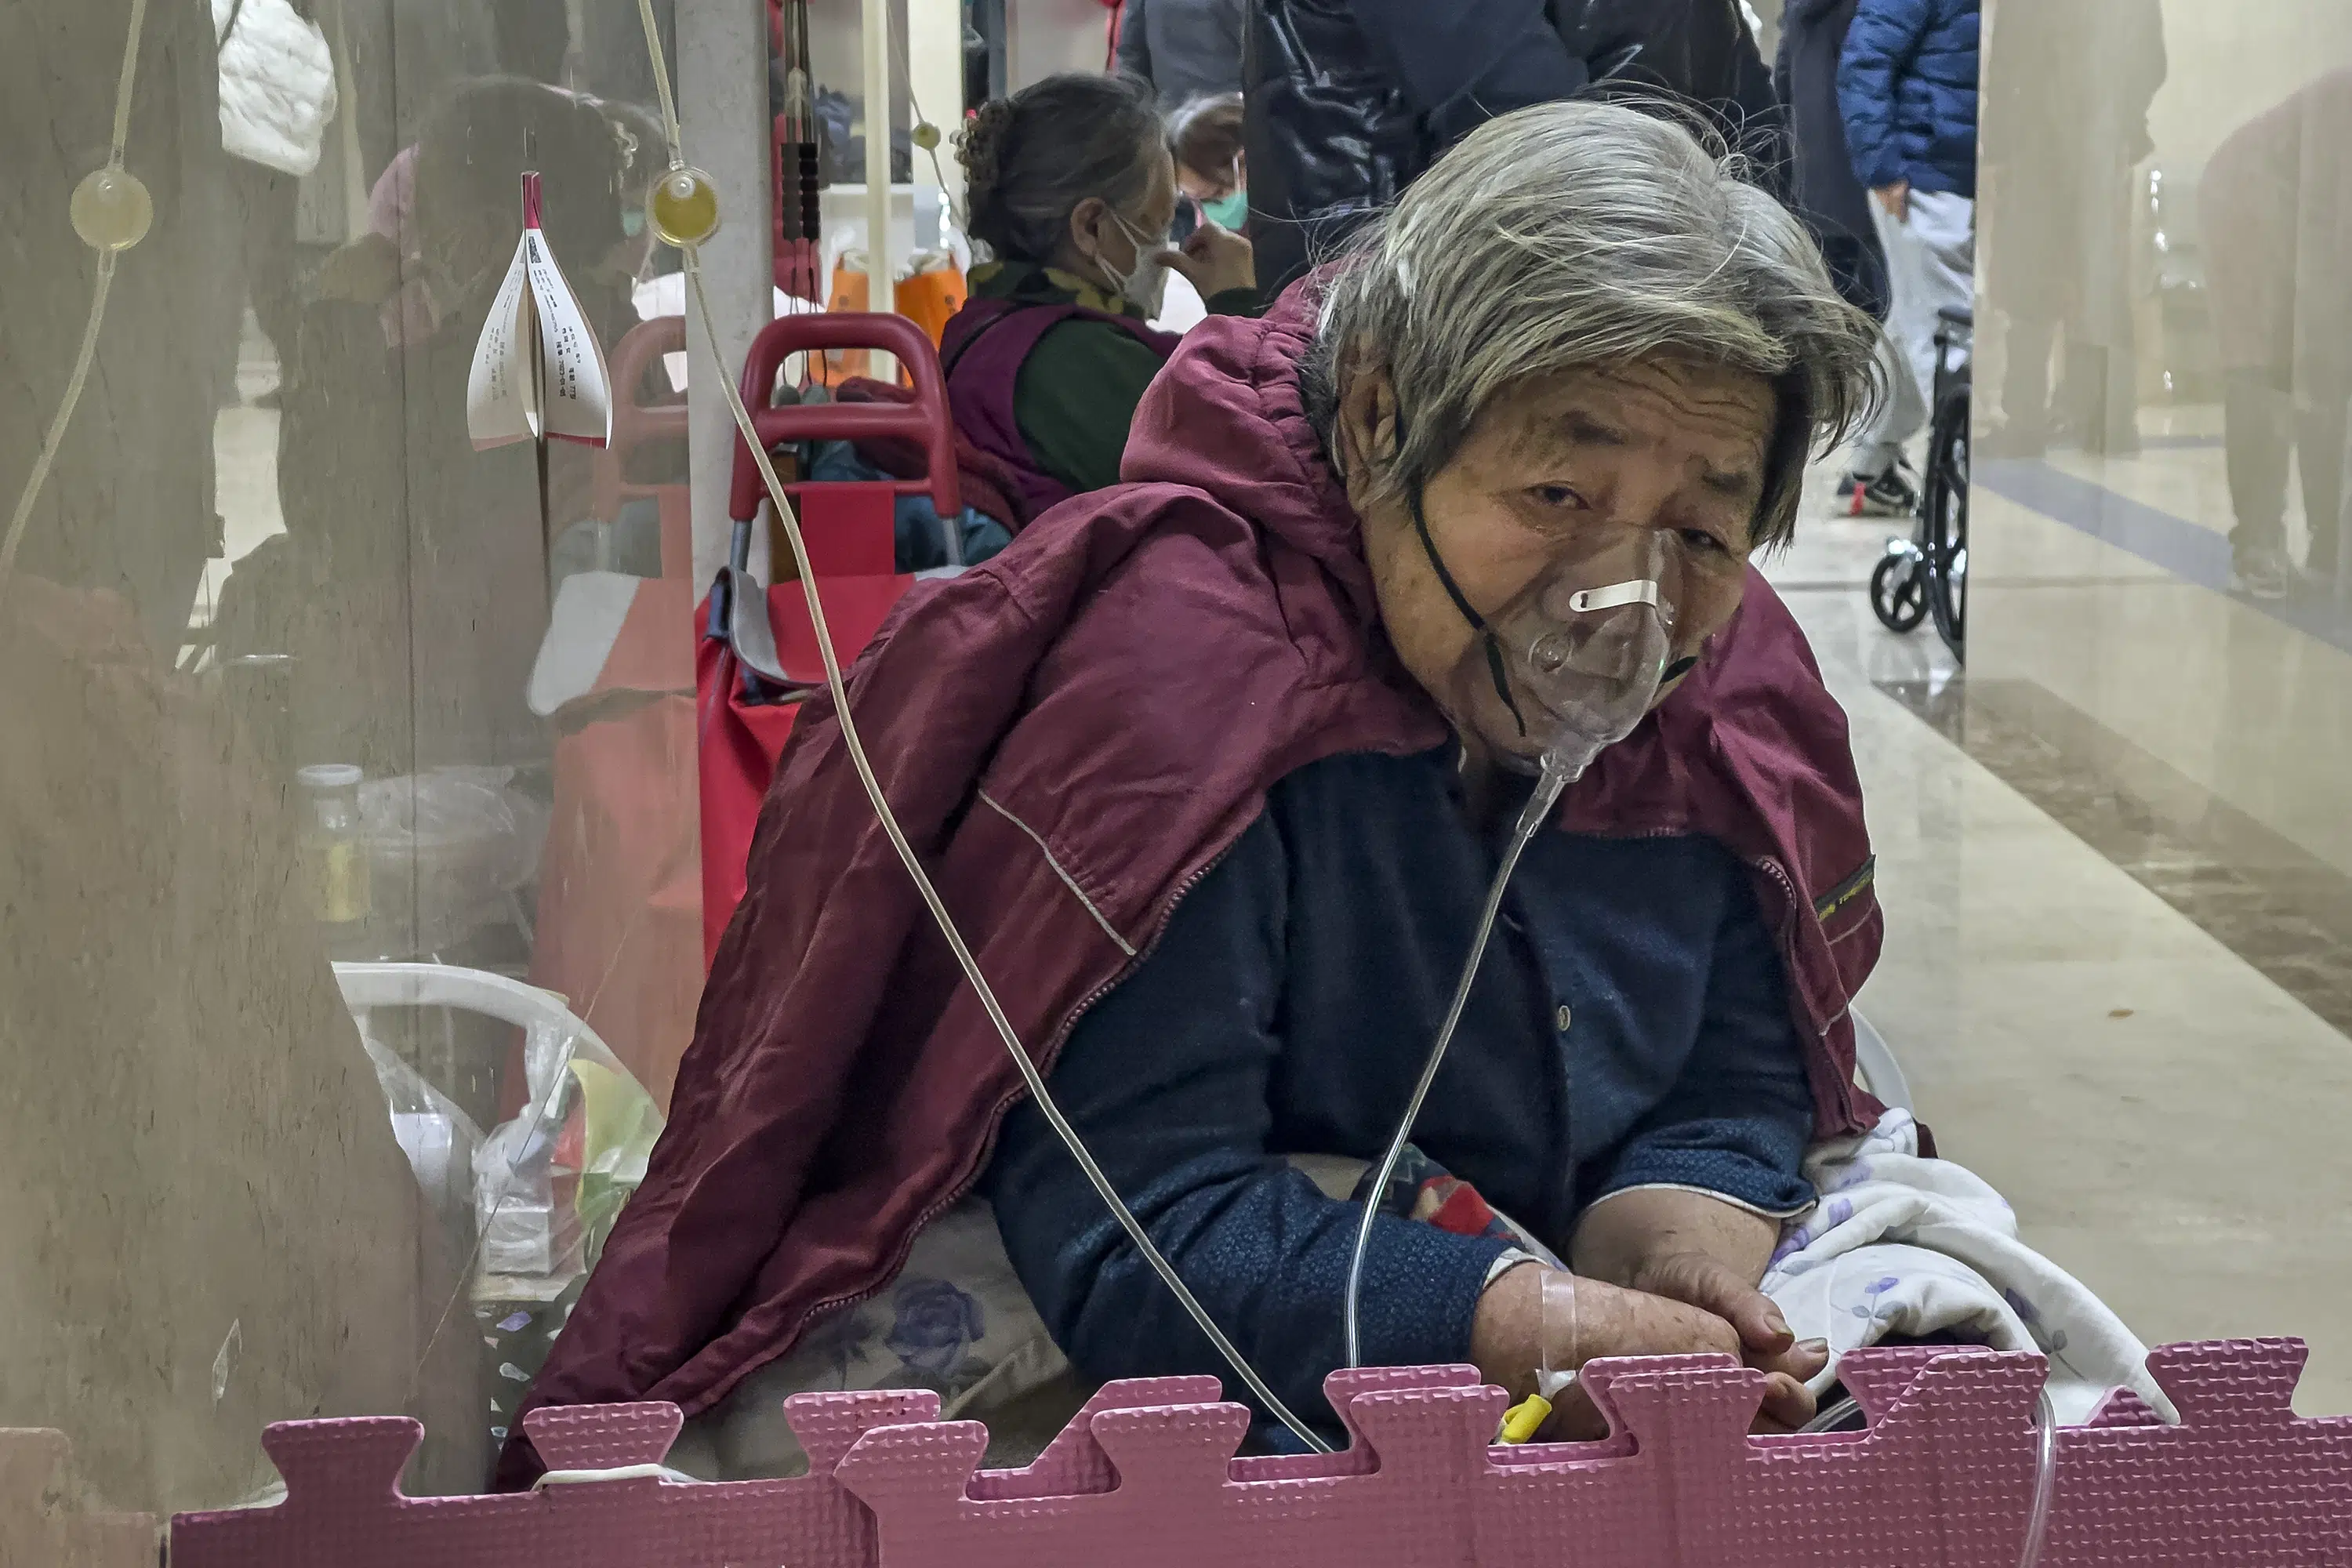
[1090,208,1171,318]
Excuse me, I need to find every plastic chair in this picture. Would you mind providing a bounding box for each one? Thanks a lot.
[332,960,661,1247]
[332,960,645,1131]
[1849,1006,1915,1115]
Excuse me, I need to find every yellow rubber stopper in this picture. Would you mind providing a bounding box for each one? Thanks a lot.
[648,164,721,248]
[71,165,152,252]
[912,121,942,151]
[1497,1393,1552,1446]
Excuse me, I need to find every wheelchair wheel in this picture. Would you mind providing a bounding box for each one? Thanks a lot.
[1870,550,1929,633]
[1923,387,1969,660]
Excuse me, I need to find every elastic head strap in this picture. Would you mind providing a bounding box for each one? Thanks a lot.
[1409,486,1528,739]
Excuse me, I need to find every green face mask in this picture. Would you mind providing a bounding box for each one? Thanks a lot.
[1201,190,1248,231]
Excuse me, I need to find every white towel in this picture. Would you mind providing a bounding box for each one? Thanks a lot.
[1762,1109,2174,1425]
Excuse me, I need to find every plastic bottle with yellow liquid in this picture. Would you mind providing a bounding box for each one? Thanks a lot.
[297,764,373,935]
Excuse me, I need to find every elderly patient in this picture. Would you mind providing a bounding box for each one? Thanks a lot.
[506,100,1886,1476]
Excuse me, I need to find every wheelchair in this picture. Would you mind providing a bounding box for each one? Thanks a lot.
[1868,307,1970,662]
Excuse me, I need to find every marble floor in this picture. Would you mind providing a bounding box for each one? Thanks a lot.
[1768,465,2352,1417]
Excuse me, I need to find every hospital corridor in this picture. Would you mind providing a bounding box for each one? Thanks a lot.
[6,0,2352,1559]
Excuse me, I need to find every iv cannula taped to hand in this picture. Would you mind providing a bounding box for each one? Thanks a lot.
[1345,505,1695,1370]
[1499,1269,1581,1443]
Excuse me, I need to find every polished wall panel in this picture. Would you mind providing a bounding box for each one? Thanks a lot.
[1976,0,2352,888]
[1965,0,2352,1406]
[2,0,695,1526]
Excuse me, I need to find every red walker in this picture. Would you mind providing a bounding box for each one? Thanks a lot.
[697,310,962,962]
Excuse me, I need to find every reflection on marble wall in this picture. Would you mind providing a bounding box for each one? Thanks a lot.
[0,1429,154,1567]
[1974,0,2352,928]
[2,0,693,1522]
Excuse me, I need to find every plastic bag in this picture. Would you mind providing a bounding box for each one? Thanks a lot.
[355,1029,485,1215]
[359,767,550,950]
[473,1013,663,1279]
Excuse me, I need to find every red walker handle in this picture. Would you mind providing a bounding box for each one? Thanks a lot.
[728,311,962,522]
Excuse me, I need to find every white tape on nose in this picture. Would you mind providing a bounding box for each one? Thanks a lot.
[1567,579,1663,614]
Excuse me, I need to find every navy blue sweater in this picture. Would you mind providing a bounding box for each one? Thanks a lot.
[1838,0,1980,198]
[982,747,1817,1435]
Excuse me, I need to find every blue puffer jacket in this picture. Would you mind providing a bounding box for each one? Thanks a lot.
[1838,0,1979,198]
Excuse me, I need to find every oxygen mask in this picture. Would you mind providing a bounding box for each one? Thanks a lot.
[1418,503,1694,787]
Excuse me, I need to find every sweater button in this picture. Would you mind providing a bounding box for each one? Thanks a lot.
[1555,1005,1573,1033]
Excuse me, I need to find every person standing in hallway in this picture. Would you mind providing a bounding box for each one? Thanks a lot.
[1835,0,1977,515]
[2201,69,2352,602]
[1116,0,1246,106]
[1976,0,2164,459]
[213,0,336,408]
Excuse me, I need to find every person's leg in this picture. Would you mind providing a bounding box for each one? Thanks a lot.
[1848,333,1921,483]
[2223,368,2293,596]
[2294,391,2348,585]
[1902,191,1976,385]
[1996,312,2055,455]
[1844,198,1933,508]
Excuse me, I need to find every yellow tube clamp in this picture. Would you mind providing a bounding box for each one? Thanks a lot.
[1497,1394,1552,1446]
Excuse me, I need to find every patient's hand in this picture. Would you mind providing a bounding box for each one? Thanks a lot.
[1574,1187,1824,1370]
[1472,1265,1820,1436]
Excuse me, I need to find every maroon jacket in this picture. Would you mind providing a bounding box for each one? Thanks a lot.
[501,285,1883,1483]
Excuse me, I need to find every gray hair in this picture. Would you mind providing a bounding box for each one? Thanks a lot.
[958,72,1164,265]
[1301,100,1882,550]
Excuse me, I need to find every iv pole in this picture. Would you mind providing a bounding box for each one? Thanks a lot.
[863,0,895,371]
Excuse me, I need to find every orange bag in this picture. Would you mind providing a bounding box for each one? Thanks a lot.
[894,256,967,349]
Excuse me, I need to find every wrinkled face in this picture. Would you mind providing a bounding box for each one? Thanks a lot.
[1338,357,1777,759]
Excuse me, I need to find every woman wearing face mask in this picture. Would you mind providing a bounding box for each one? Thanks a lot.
[939,73,1259,521]
[1169,92,1250,235]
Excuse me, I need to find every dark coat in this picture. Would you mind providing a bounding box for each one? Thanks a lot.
[1115,0,1247,106]
[1838,0,1980,197]
[1243,0,1788,295]
[499,280,1883,1485]
[1778,0,1875,240]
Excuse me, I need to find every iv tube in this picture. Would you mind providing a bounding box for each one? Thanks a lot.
[2,0,152,594]
[1495,1266,1578,1443]
[1344,757,1574,1368]
[2019,1385,2057,1568]
[629,0,1330,1453]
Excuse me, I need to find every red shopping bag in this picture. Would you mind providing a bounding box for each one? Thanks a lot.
[694,572,916,960]
[695,311,961,964]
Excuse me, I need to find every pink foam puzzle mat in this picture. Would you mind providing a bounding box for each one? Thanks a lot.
[170,1339,2351,1567]
[0,1428,158,1567]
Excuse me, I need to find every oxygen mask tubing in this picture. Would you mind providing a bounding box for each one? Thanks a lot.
[1341,500,1695,1369]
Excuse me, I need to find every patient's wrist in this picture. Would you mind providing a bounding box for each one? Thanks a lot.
[1472,1265,1624,1397]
